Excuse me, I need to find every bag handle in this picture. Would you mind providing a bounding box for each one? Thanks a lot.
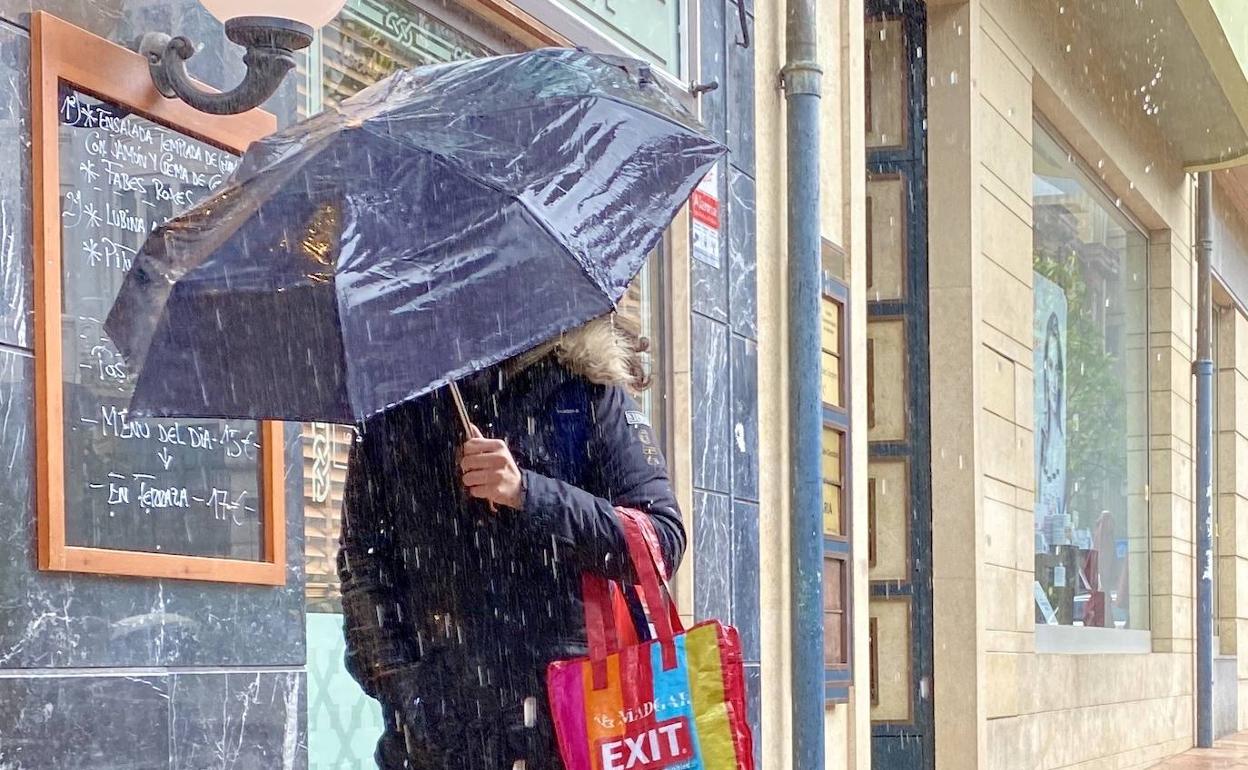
[581,508,684,684]
[582,573,617,689]
[616,508,684,639]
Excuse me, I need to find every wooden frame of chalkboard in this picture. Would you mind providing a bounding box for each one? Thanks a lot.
[31,12,286,585]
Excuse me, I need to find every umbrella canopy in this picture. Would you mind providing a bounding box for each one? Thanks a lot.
[105,48,725,424]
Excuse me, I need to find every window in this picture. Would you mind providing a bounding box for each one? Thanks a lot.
[822,267,852,701]
[617,251,671,451]
[1031,121,1149,631]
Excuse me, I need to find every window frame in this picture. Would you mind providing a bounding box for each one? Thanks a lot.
[1030,114,1153,645]
[504,0,696,93]
[822,250,853,703]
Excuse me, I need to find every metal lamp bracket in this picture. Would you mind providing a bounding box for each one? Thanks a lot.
[139,16,313,116]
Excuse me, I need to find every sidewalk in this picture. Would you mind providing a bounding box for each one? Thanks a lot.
[1152,733,1248,768]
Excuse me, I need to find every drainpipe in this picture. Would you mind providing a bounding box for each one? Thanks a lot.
[1196,170,1214,748]
[781,1,824,767]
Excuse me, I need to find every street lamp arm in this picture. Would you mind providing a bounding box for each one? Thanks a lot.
[139,16,313,116]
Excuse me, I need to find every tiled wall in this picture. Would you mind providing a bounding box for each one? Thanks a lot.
[691,0,762,761]
[0,5,307,768]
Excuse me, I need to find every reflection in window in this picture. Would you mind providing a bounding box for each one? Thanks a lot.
[318,4,500,109]
[1032,121,1149,630]
[1214,303,1234,652]
[867,459,909,583]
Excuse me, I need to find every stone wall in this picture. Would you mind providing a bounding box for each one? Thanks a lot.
[929,0,1199,767]
[690,2,763,765]
[0,4,305,768]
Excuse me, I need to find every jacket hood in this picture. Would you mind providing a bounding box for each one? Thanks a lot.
[510,314,642,390]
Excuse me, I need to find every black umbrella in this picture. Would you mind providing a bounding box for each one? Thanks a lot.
[105,48,725,424]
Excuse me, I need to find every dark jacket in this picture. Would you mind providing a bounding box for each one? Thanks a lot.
[338,340,685,769]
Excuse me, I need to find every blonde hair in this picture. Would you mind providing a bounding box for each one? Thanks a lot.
[510,313,652,393]
[554,313,652,393]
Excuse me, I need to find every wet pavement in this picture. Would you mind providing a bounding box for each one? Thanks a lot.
[1152,733,1248,768]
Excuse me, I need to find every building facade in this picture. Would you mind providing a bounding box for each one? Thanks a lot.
[13,1,1248,769]
[0,1,809,768]
[916,1,1248,768]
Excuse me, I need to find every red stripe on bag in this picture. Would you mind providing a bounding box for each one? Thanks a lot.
[582,573,615,690]
[617,511,681,670]
[715,623,755,769]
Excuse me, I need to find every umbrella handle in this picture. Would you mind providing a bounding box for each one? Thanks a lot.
[449,381,498,514]
[448,380,473,436]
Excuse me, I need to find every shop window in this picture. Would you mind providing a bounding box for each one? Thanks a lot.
[1032,121,1149,631]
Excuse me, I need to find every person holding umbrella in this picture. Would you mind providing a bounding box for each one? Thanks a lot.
[104,47,724,770]
[339,312,683,768]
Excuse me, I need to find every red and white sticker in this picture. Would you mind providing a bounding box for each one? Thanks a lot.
[691,164,721,268]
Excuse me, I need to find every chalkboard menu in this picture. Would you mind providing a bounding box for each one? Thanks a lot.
[32,13,283,584]
[58,84,264,559]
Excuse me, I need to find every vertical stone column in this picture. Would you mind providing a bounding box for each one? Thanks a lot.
[690,2,763,766]
[927,1,988,766]
[1149,230,1196,653]
[1214,305,1248,728]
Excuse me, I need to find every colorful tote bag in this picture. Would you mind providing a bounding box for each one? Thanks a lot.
[547,508,754,770]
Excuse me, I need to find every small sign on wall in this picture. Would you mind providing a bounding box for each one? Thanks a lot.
[691,163,721,268]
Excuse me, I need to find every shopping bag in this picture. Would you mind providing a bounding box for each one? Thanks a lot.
[547,508,754,770]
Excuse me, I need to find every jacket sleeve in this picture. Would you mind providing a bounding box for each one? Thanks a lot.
[519,384,686,581]
[337,434,418,705]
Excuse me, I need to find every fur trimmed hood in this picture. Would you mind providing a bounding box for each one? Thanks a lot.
[510,314,647,391]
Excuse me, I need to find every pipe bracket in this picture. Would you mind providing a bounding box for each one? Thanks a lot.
[780,60,823,96]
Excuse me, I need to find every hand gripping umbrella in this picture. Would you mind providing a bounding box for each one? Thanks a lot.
[105,48,725,424]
